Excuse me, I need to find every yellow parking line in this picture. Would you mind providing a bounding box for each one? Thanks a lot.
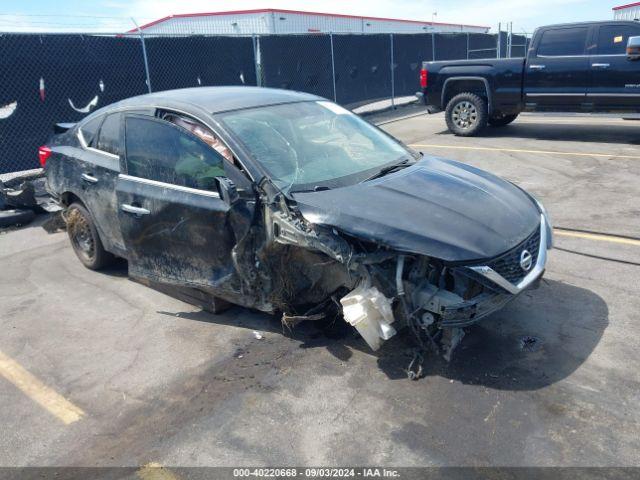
[0,349,85,425]
[408,144,640,160]
[554,230,640,247]
[137,463,181,480]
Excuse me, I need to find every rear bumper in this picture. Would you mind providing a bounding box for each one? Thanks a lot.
[415,90,442,113]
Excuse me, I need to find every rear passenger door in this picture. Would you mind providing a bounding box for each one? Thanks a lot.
[76,112,126,254]
[116,114,236,289]
[589,23,640,111]
[524,26,591,111]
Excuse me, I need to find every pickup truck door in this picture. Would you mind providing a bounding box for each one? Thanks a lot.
[524,26,591,111]
[115,114,238,289]
[588,23,640,112]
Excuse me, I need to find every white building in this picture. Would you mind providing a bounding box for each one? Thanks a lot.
[613,2,640,20]
[132,8,489,35]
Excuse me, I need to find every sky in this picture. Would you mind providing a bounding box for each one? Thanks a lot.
[0,0,620,33]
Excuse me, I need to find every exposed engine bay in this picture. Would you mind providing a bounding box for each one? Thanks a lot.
[217,180,548,379]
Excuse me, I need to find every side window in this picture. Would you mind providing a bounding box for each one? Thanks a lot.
[125,116,225,191]
[79,115,103,147]
[161,112,235,165]
[597,25,640,55]
[537,27,588,56]
[96,113,122,156]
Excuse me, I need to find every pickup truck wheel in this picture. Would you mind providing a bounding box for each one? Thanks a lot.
[489,114,519,127]
[445,93,488,137]
[66,202,114,270]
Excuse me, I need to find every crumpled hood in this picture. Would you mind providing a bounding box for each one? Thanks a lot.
[292,156,541,263]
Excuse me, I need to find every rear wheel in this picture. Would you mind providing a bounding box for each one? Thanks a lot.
[445,93,488,137]
[66,202,114,270]
[489,113,519,127]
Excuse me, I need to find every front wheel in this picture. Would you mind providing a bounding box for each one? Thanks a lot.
[445,93,488,137]
[488,113,519,127]
[66,202,114,270]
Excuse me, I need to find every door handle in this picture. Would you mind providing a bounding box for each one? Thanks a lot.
[529,64,546,70]
[121,204,150,216]
[81,173,98,184]
[591,63,610,69]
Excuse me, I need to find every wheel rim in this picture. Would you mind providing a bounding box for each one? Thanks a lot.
[69,210,95,262]
[452,101,478,130]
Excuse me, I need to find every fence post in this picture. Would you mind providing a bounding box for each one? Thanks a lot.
[252,34,261,87]
[330,33,337,102]
[496,22,501,58]
[390,33,395,109]
[131,18,152,93]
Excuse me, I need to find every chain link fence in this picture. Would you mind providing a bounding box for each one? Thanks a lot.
[0,30,529,174]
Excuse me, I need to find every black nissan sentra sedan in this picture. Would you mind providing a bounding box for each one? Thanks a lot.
[43,86,552,363]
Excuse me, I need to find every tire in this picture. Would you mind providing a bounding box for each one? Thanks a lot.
[445,93,488,137]
[0,208,35,228]
[66,202,114,270]
[489,113,519,127]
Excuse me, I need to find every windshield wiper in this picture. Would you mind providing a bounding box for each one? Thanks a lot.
[364,158,412,182]
[291,185,331,193]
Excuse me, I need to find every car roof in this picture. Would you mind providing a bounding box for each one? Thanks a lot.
[538,20,640,29]
[112,86,325,114]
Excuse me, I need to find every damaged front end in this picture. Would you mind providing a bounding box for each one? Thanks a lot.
[246,182,549,365]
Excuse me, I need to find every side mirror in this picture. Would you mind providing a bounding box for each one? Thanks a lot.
[627,36,640,60]
[215,176,239,206]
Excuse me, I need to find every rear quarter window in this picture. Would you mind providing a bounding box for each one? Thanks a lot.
[96,113,122,156]
[537,27,588,56]
[78,115,103,147]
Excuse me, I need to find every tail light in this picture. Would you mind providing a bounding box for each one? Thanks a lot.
[420,68,428,88]
[38,145,52,167]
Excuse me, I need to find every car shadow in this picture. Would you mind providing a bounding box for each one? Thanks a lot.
[152,277,607,391]
[376,278,609,389]
[437,120,640,145]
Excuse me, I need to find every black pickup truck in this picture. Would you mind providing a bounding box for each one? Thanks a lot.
[419,20,640,136]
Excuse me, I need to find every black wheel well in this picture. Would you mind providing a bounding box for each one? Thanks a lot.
[443,80,489,107]
[60,191,83,208]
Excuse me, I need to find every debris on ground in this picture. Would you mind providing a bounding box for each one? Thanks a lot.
[252,331,264,340]
[406,350,424,380]
[0,208,36,228]
[0,171,59,229]
[519,335,542,352]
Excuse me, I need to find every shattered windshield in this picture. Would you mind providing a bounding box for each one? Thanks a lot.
[219,101,411,193]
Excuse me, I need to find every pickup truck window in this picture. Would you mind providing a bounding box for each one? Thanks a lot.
[79,115,103,147]
[597,25,640,55]
[537,27,588,56]
[96,113,122,156]
[125,116,225,192]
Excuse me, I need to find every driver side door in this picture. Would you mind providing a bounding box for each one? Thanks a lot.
[116,114,236,289]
